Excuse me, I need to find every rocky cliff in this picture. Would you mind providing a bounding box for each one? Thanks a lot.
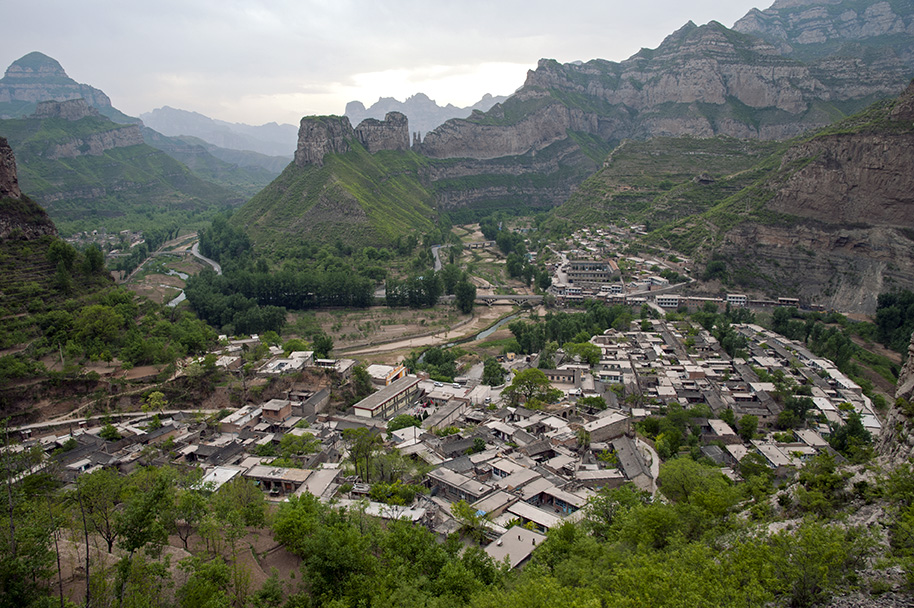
[294,116,354,167]
[694,82,914,313]
[353,112,409,153]
[295,112,412,166]
[0,52,114,117]
[0,137,21,200]
[417,18,910,162]
[734,0,914,67]
[33,98,100,120]
[0,137,56,239]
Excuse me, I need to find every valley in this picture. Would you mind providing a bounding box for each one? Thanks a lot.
[3,0,914,606]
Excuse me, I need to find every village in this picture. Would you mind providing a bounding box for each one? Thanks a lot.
[10,266,877,569]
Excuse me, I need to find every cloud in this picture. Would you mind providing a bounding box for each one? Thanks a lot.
[0,0,766,124]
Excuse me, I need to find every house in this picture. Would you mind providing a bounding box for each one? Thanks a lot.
[485,527,547,569]
[352,375,422,419]
[582,411,630,443]
[566,259,620,288]
[365,364,408,386]
[261,399,293,425]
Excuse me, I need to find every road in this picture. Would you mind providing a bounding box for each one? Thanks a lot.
[191,242,222,275]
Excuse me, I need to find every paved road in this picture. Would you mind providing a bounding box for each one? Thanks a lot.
[191,242,222,275]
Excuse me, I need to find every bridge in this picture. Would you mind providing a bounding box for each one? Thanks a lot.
[476,294,543,306]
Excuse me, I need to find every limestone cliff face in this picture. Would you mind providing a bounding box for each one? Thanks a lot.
[0,138,56,239]
[295,112,412,166]
[28,100,145,160]
[294,116,354,167]
[767,133,914,227]
[718,223,914,313]
[419,90,600,160]
[0,137,21,200]
[735,0,914,65]
[43,125,145,160]
[33,99,100,120]
[0,52,113,112]
[353,111,409,153]
[714,82,914,314]
[416,19,907,162]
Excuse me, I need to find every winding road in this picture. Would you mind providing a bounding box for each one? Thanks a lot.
[191,242,222,275]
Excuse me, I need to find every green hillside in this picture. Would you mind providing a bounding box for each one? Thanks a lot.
[552,136,785,229]
[141,128,281,198]
[232,142,437,251]
[0,114,243,235]
[650,93,914,255]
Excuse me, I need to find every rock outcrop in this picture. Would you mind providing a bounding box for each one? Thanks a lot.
[0,138,56,239]
[25,98,144,160]
[712,82,914,313]
[43,126,145,160]
[0,137,21,200]
[767,133,914,227]
[734,0,914,68]
[353,112,409,153]
[33,98,99,121]
[294,116,354,167]
[295,112,412,166]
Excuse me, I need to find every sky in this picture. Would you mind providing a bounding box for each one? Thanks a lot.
[1,0,767,126]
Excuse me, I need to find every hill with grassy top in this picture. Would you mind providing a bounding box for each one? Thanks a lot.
[231,141,437,251]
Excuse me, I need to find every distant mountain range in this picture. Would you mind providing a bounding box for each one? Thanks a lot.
[232,0,914,312]
[0,52,283,233]
[139,106,298,158]
[344,92,509,139]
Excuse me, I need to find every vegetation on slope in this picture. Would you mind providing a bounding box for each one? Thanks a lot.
[232,142,436,251]
[0,115,242,235]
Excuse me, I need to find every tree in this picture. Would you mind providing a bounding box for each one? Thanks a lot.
[503,368,559,407]
[75,467,125,552]
[343,428,383,483]
[173,489,208,550]
[563,341,601,366]
[481,357,507,387]
[737,414,758,442]
[312,333,334,359]
[388,415,422,434]
[828,411,872,462]
[454,279,476,314]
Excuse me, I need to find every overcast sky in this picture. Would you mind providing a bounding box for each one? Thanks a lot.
[2,1,766,126]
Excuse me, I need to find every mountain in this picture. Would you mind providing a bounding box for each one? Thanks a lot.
[0,135,55,239]
[344,92,509,139]
[0,99,242,234]
[733,0,914,67]
[139,106,297,158]
[637,81,914,314]
[140,129,282,198]
[0,136,111,358]
[0,52,280,234]
[0,51,136,124]
[231,113,435,250]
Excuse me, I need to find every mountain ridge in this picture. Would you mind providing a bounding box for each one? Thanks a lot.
[344,92,509,139]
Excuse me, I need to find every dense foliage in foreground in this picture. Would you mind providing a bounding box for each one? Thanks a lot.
[4,446,913,608]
